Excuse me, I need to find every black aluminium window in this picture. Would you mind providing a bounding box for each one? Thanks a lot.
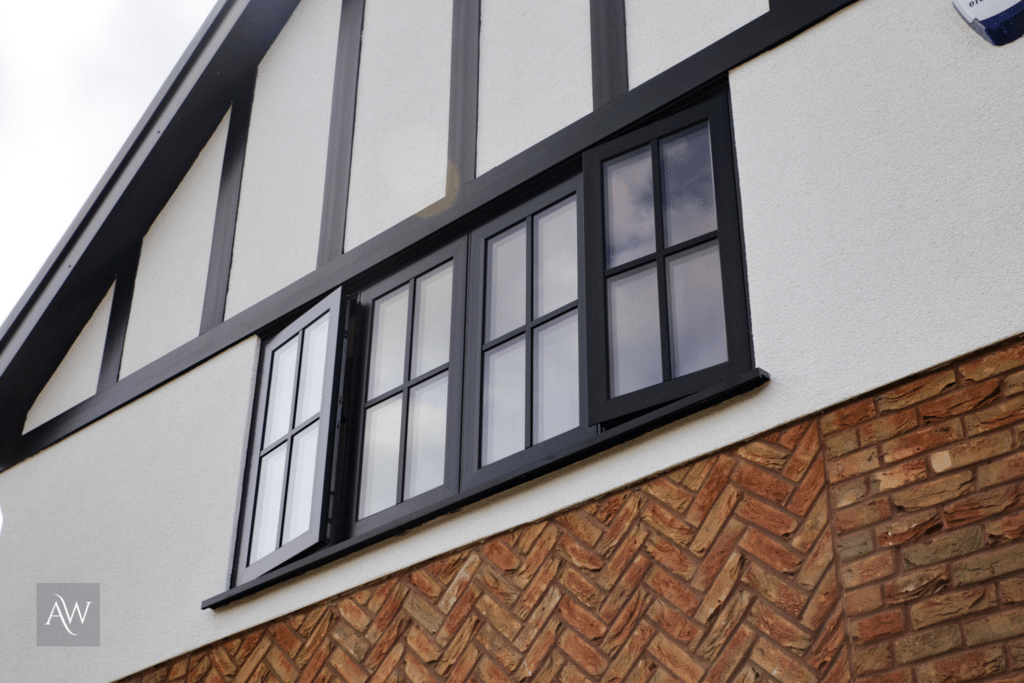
[232,88,756,588]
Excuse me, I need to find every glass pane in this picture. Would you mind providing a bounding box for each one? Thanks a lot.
[282,422,319,544]
[534,196,578,318]
[534,311,579,443]
[661,123,717,247]
[405,372,448,499]
[411,262,454,378]
[486,223,526,341]
[604,146,656,268]
[295,315,330,425]
[359,395,403,518]
[608,263,662,397]
[481,336,526,466]
[367,285,410,399]
[667,242,728,377]
[250,444,287,563]
[263,336,299,447]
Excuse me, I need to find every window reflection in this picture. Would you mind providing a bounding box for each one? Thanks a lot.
[604,146,656,268]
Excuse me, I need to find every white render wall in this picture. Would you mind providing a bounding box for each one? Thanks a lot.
[4,0,1024,680]
[344,0,453,251]
[624,0,769,88]
[225,0,342,319]
[23,284,114,433]
[475,0,592,176]
[119,111,230,378]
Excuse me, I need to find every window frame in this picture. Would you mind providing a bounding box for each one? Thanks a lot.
[461,176,597,492]
[234,288,345,585]
[582,89,753,425]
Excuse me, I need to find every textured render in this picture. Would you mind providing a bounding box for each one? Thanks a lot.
[344,0,452,251]
[23,283,115,432]
[0,339,260,683]
[116,336,1024,683]
[625,0,768,88]
[475,0,592,176]
[120,110,230,378]
[225,0,342,319]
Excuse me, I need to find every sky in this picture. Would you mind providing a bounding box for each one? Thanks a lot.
[0,0,221,328]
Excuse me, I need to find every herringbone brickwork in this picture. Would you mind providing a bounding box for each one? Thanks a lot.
[117,336,1024,683]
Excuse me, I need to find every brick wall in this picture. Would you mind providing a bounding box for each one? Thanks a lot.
[118,337,1024,683]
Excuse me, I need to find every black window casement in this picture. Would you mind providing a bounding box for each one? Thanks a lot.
[583,90,753,425]
[222,86,764,601]
[235,289,345,585]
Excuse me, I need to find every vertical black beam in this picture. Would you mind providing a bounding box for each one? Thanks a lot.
[318,0,367,265]
[447,0,481,194]
[589,0,629,109]
[201,75,256,333]
[97,246,140,390]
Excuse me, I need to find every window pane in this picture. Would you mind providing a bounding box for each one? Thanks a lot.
[534,196,578,317]
[411,262,454,378]
[405,372,448,499]
[608,263,662,397]
[486,223,526,341]
[661,123,717,247]
[295,315,330,425]
[482,336,526,465]
[534,310,579,443]
[359,395,403,518]
[604,146,656,268]
[282,421,319,544]
[368,285,410,399]
[263,336,299,447]
[250,443,287,563]
[667,241,728,377]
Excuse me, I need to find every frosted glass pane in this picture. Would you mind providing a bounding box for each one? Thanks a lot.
[405,373,448,499]
[486,224,527,341]
[359,395,403,518]
[250,444,286,563]
[263,336,299,447]
[667,242,728,377]
[283,421,319,544]
[661,124,717,247]
[295,314,330,424]
[411,263,454,378]
[482,336,526,465]
[534,196,578,317]
[608,263,662,397]
[605,146,655,268]
[368,285,410,399]
[534,311,579,443]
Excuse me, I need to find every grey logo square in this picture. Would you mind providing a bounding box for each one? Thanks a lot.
[37,583,100,646]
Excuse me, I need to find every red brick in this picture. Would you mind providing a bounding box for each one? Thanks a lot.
[858,671,912,683]
[877,510,942,547]
[767,420,812,450]
[966,395,1024,436]
[828,447,881,482]
[796,530,834,591]
[944,485,1020,527]
[845,585,884,616]
[684,456,735,526]
[742,562,807,617]
[960,341,1024,382]
[833,477,868,508]
[851,609,904,644]
[986,509,1024,543]
[641,477,693,514]
[1006,369,1024,396]
[736,496,798,537]
[649,633,705,681]
[783,423,821,481]
[979,452,1024,488]
[893,624,961,664]
[877,370,956,413]
[964,607,1024,646]
[823,398,876,435]
[853,642,892,675]
[788,457,826,517]
[841,551,895,588]
[916,645,1006,682]
[885,566,948,604]
[733,461,794,505]
[919,379,1000,423]
[838,530,873,561]
[859,408,918,447]
[737,440,790,471]
[825,430,862,460]
[930,431,1014,474]
[835,498,891,534]
[880,419,964,463]
[739,528,802,575]
[892,471,974,511]
[749,637,816,683]
[910,584,997,629]
[870,458,927,494]
[902,526,985,568]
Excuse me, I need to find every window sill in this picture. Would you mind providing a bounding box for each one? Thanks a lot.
[203,367,769,609]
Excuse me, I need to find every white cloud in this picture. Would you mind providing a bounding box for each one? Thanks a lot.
[0,0,219,327]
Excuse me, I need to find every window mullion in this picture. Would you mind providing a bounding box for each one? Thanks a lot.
[650,140,672,383]
[525,216,536,449]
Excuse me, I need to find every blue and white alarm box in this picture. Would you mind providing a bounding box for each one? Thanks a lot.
[953,0,1024,45]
